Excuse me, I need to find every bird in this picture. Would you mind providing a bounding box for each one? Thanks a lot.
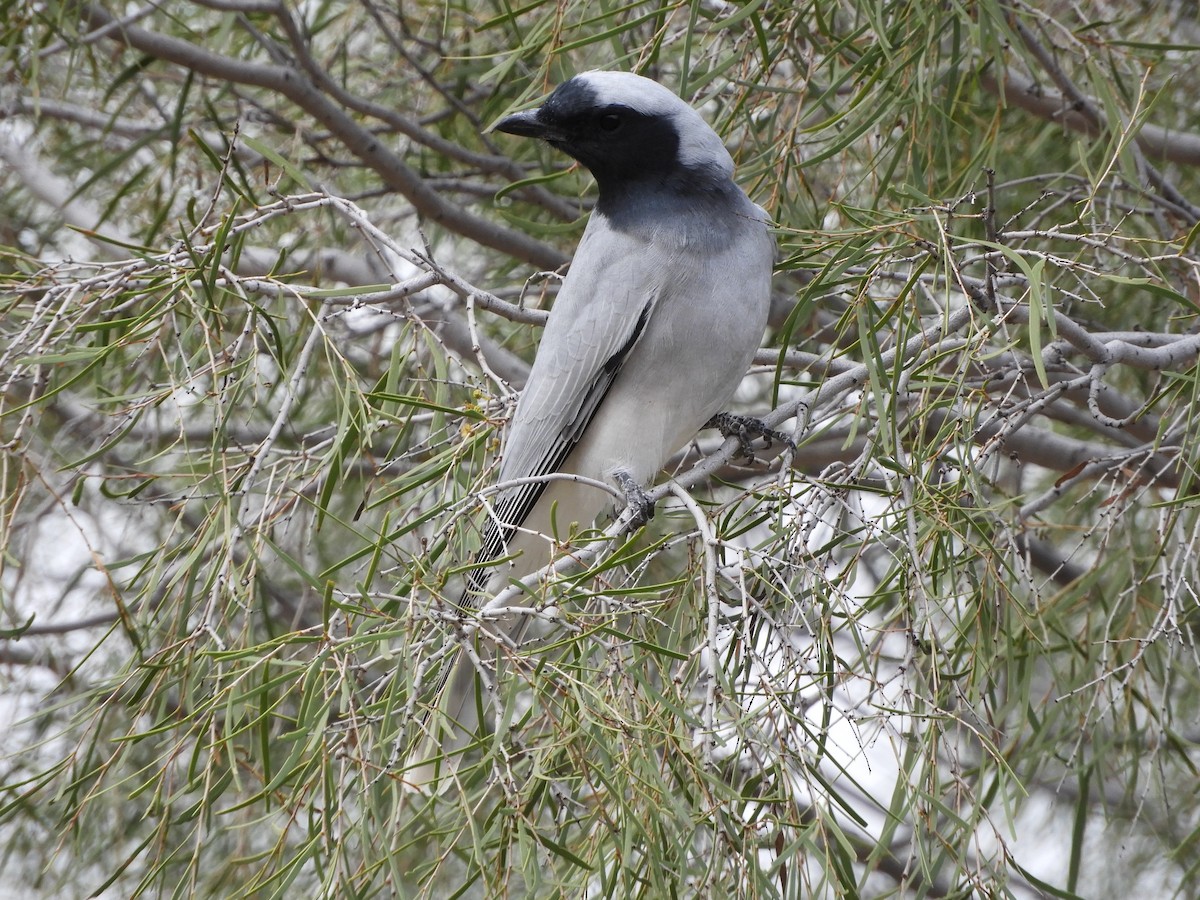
[404,70,775,792]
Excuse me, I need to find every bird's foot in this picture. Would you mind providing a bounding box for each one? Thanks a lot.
[706,412,795,462]
[613,470,655,528]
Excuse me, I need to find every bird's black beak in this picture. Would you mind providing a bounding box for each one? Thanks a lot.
[493,107,566,143]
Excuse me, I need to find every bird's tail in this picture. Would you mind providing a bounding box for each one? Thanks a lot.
[401,480,605,792]
[401,641,488,794]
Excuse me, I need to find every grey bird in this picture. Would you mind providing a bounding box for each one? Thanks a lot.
[404,71,774,791]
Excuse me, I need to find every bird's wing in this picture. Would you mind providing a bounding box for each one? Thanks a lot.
[473,223,660,573]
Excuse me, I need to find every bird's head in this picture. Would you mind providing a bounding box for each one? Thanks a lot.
[494,71,735,196]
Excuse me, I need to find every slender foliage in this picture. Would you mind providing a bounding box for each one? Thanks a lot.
[3,1,1200,897]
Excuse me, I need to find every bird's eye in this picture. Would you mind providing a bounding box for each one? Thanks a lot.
[599,113,622,132]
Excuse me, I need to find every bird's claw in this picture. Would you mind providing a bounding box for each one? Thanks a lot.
[706,412,795,462]
[613,470,655,528]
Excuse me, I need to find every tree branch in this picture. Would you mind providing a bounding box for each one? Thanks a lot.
[80,3,568,269]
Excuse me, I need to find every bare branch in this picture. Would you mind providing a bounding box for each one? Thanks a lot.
[80,3,568,269]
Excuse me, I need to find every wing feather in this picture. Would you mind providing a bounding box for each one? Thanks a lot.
[462,218,658,600]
